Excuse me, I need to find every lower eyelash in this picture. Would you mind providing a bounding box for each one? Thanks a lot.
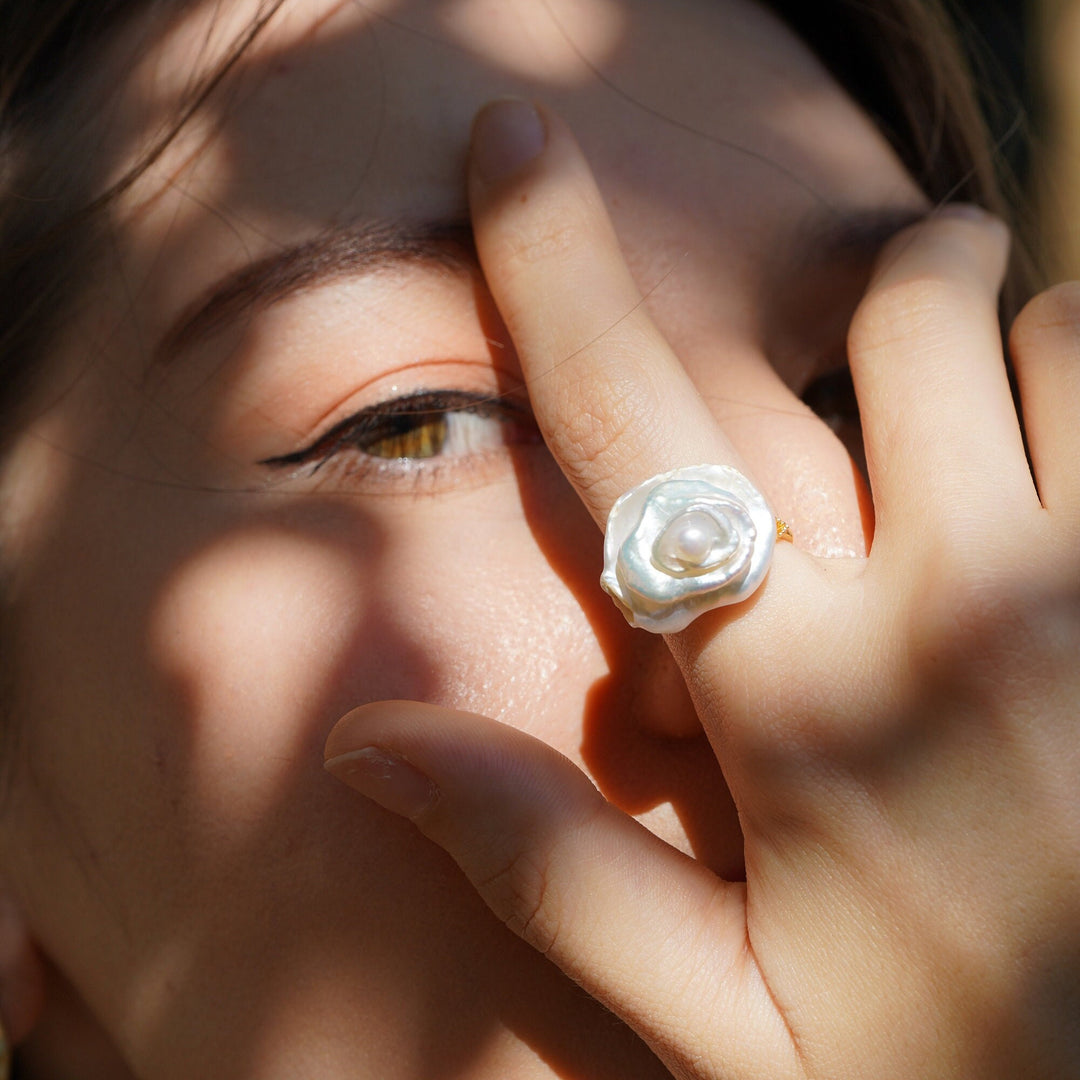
[284,438,519,497]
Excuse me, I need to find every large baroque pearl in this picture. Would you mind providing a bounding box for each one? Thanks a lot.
[600,464,777,633]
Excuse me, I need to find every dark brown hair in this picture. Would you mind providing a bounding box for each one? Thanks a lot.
[765,0,1038,304]
[0,0,1037,445]
[0,0,287,443]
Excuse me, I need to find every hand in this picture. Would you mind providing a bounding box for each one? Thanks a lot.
[326,100,1080,1079]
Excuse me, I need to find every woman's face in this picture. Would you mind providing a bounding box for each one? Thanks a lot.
[1,0,926,1075]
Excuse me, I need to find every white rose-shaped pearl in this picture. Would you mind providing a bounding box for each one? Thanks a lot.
[600,465,777,633]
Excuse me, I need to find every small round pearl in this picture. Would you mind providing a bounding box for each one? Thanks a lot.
[654,509,727,571]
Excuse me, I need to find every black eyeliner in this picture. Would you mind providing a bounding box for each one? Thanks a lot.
[259,389,521,471]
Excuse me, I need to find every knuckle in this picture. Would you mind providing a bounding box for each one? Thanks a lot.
[501,220,578,276]
[546,367,659,489]
[554,393,625,465]
[463,791,608,960]
[490,196,588,280]
[1010,281,1080,354]
[849,274,982,359]
[475,843,561,956]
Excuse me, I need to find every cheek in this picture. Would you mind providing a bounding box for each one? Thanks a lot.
[147,528,370,820]
[385,529,614,751]
[149,473,612,819]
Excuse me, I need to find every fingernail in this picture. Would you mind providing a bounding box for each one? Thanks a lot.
[324,746,439,820]
[471,98,547,183]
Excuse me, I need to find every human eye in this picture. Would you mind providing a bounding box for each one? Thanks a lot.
[259,388,541,489]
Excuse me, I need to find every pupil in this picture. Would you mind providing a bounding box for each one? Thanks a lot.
[367,413,449,459]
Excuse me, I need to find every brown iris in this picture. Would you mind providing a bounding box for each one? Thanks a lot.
[364,413,449,459]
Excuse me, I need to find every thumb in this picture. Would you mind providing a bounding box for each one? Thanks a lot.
[324,701,798,1079]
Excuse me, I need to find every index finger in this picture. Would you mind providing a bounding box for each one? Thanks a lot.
[468,99,741,521]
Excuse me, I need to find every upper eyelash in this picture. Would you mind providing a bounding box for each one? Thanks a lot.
[258,388,528,473]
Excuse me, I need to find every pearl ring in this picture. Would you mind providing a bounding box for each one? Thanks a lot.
[600,464,790,634]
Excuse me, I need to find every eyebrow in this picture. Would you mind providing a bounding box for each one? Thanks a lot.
[154,217,478,362]
[155,204,928,364]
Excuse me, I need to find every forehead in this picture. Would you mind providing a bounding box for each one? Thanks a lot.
[111,0,920,257]
[67,0,928,404]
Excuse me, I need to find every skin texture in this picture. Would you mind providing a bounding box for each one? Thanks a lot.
[4,0,1077,1077]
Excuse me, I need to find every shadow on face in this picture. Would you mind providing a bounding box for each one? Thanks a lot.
[1,0,924,1075]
